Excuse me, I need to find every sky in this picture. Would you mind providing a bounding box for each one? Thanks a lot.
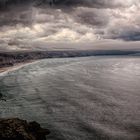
[0,0,140,51]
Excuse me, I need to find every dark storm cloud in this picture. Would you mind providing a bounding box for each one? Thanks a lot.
[111,30,140,41]
[0,0,140,51]
[72,7,109,27]
[0,0,137,9]
[48,0,133,8]
[0,6,32,27]
[0,0,130,29]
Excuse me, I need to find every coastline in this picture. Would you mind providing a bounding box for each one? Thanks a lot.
[0,60,35,74]
[0,49,140,74]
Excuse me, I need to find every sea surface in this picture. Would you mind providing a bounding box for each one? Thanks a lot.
[0,56,140,140]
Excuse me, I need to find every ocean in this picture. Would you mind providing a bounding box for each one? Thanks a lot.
[0,56,140,140]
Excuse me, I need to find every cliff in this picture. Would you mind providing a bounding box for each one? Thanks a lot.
[0,118,50,140]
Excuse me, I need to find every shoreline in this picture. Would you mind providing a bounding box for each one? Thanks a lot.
[0,60,35,74]
[0,49,140,74]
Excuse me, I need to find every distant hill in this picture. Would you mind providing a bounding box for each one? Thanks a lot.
[0,50,140,68]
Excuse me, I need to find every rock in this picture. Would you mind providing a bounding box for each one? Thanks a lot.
[0,118,50,140]
[0,93,6,101]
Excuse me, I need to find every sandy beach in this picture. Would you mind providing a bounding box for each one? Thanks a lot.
[0,61,35,74]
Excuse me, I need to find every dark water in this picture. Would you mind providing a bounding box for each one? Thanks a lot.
[0,56,140,140]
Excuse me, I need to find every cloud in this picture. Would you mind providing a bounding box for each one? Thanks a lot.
[0,0,140,51]
[72,7,109,27]
[1,0,139,9]
[44,0,140,9]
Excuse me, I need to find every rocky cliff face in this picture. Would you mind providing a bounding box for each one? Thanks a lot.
[0,118,50,140]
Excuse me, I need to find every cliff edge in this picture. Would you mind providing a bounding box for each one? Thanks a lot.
[0,118,50,140]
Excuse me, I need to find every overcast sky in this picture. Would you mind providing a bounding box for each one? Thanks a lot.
[0,0,140,51]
